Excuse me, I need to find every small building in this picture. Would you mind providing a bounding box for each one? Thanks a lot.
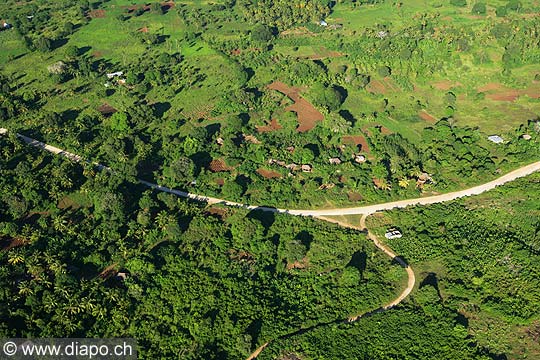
[329,157,342,165]
[488,135,504,144]
[319,20,328,27]
[385,229,402,240]
[106,71,124,79]
[301,164,312,173]
[522,134,532,140]
[354,154,366,164]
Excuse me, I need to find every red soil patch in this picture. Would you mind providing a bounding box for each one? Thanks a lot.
[342,135,371,153]
[209,159,232,172]
[486,91,520,102]
[432,80,461,91]
[88,9,106,18]
[418,110,437,123]
[257,118,282,133]
[257,168,282,179]
[231,49,241,56]
[206,207,228,219]
[98,263,118,279]
[92,51,103,58]
[478,83,505,92]
[347,192,363,202]
[215,178,225,186]
[139,27,149,33]
[97,103,117,115]
[478,82,540,102]
[366,79,387,95]
[267,81,324,133]
[1,237,28,252]
[287,257,308,270]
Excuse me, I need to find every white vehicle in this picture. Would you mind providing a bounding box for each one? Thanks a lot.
[385,229,402,239]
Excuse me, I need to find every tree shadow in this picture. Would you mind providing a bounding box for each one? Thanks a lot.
[152,102,171,118]
[247,208,275,232]
[295,230,314,251]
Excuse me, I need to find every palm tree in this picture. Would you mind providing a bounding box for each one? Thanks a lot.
[398,178,410,188]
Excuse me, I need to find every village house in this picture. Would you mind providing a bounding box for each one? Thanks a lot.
[487,135,504,144]
[106,71,124,79]
[329,157,342,165]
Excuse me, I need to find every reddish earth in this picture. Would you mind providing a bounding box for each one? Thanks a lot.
[257,118,282,133]
[92,51,103,58]
[97,103,117,115]
[209,159,232,172]
[215,178,225,186]
[286,257,308,270]
[478,83,503,92]
[88,9,106,18]
[477,82,540,102]
[257,168,282,179]
[231,49,241,56]
[347,192,363,202]
[1,237,28,251]
[366,79,387,95]
[432,80,461,91]
[418,110,437,123]
[206,207,228,219]
[342,135,371,153]
[267,81,324,133]
[98,263,118,279]
[139,27,149,33]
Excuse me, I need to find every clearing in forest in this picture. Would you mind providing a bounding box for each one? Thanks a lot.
[342,134,371,153]
[257,168,282,179]
[268,81,324,133]
[256,118,282,133]
[418,110,437,123]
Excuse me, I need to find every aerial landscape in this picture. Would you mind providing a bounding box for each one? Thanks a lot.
[1,0,540,359]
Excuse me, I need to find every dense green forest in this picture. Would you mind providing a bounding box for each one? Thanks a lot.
[261,174,540,359]
[0,135,403,358]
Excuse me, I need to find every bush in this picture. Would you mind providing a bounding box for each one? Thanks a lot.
[450,0,467,6]
[377,66,391,77]
[471,3,486,14]
[495,6,507,16]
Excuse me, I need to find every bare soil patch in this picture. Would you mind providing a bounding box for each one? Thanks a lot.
[347,192,363,202]
[209,159,232,172]
[88,9,106,18]
[1,237,28,252]
[268,81,324,133]
[418,110,437,123]
[97,103,117,115]
[487,91,520,102]
[138,26,149,33]
[342,135,371,153]
[257,168,282,179]
[432,80,461,91]
[257,118,282,133]
[92,51,103,58]
[366,79,387,95]
[215,178,225,186]
[231,49,241,56]
[206,207,228,219]
[478,83,505,92]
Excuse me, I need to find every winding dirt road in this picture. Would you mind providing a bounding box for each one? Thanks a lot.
[2,128,539,359]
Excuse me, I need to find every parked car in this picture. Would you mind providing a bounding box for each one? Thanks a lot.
[385,229,402,239]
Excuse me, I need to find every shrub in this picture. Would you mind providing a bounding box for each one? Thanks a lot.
[495,6,508,16]
[450,0,467,6]
[471,3,486,14]
[377,66,391,77]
